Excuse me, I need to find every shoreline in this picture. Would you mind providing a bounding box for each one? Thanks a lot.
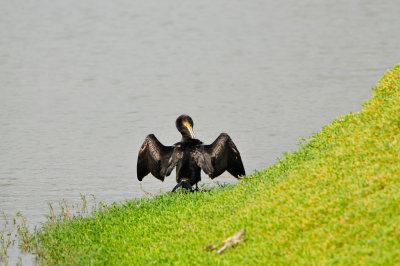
[23,64,400,264]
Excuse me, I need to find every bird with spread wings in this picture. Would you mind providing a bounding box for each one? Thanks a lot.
[137,114,245,191]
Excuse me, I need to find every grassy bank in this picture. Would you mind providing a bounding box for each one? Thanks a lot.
[30,65,400,264]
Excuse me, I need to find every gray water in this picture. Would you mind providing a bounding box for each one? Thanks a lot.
[1,0,399,263]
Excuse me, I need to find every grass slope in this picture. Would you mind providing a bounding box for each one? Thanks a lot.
[31,64,400,264]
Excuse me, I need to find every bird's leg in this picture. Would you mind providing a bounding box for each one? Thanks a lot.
[172,180,197,193]
[181,180,193,192]
[172,182,182,192]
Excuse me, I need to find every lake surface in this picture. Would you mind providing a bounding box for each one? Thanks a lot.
[1,0,399,263]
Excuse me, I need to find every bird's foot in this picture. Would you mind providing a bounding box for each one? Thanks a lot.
[172,181,194,192]
[171,182,182,192]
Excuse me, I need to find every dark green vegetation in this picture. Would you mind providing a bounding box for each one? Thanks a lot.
[29,65,400,264]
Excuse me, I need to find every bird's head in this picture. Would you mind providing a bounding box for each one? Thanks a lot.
[176,114,195,140]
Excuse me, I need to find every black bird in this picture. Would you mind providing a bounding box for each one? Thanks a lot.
[137,114,245,191]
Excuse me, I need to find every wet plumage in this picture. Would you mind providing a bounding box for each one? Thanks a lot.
[137,114,245,191]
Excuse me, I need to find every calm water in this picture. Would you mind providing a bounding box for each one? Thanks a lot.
[1,0,400,263]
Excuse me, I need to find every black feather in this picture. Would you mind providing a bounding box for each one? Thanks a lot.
[137,115,245,191]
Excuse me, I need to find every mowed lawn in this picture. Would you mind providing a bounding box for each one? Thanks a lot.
[31,64,400,264]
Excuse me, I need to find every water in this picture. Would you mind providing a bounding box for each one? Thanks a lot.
[1,0,399,263]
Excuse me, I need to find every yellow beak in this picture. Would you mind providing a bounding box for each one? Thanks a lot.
[185,123,196,139]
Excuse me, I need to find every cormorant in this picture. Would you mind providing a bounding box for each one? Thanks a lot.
[137,114,245,191]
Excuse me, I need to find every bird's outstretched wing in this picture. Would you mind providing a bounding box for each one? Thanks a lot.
[137,134,176,181]
[165,146,184,176]
[196,133,245,179]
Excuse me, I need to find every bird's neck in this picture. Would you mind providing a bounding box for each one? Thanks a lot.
[180,137,202,145]
[181,135,192,142]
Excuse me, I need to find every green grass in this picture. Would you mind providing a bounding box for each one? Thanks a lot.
[30,64,400,264]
